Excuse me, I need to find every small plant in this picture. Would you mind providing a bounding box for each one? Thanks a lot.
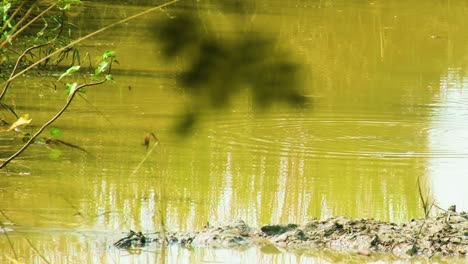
[417,176,434,218]
[0,50,117,168]
[0,0,180,169]
[408,176,435,256]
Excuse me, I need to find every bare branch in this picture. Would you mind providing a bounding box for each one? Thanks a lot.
[0,79,105,169]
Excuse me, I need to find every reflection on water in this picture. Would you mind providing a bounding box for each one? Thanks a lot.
[429,68,468,211]
[1,0,468,263]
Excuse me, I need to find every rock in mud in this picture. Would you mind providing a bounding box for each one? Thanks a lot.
[261,224,298,236]
[190,220,254,247]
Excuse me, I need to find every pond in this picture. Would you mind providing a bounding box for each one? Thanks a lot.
[1,1,468,263]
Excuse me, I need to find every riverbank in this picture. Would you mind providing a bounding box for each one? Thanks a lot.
[115,209,467,259]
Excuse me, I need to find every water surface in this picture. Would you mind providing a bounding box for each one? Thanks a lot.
[1,1,468,263]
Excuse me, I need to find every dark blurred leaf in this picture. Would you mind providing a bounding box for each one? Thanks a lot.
[154,13,308,134]
[175,111,197,135]
[155,15,204,59]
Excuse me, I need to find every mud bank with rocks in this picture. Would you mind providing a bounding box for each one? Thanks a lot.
[115,209,468,258]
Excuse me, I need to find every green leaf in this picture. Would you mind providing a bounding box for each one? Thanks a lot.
[50,128,62,138]
[58,65,80,81]
[22,133,31,143]
[95,61,108,75]
[101,50,116,60]
[2,3,11,17]
[66,82,78,96]
[49,148,62,160]
[59,0,81,10]
[105,74,114,81]
[2,3,11,12]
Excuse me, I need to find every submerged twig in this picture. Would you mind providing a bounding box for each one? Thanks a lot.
[46,138,90,155]
[128,131,167,256]
[0,208,17,260]
[130,132,160,177]
[23,237,51,264]
[5,255,23,264]
[77,93,114,127]
[59,194,86,220]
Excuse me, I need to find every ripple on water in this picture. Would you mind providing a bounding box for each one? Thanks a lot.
[205,111,467,160]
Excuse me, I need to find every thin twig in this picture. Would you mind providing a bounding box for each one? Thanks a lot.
[5,255,24,264]
[409,220,425,256]
[0,0,27,32]
[0,3,57,49]
[0,42,51,101]
[411,177,434,255]
[48,139,90,154]
[417,177,428,217]
[129,132,166,255]
[1,53,117,167]
[77,93,114,127]
[130,133,160,177]
[0,102,18,119]
[59,194,86,220]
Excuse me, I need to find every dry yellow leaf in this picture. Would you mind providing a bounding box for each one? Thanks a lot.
[7,114,32,132]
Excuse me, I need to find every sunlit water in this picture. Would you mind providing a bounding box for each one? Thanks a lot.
[1,1,468,263]
[429,68,468,211]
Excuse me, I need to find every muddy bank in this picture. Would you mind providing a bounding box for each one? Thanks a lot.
[115,209,468,258]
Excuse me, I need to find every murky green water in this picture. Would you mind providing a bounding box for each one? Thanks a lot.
[1,1,468,263]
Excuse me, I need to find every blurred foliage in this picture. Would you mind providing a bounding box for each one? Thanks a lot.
[50,127,62,138]
[154,12,307,133]
[0,0,81,79]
